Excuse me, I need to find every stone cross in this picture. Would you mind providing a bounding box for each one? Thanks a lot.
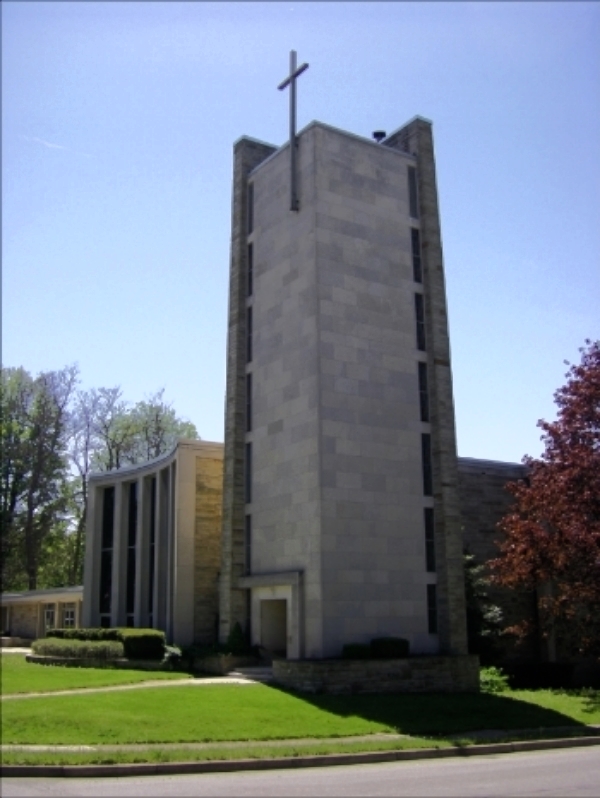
[278,50,309,211]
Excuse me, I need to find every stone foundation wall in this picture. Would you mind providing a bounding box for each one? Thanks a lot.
[273,655,479,694]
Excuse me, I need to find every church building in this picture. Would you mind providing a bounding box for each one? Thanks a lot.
[3,59,532,689]
[219,111,470,663]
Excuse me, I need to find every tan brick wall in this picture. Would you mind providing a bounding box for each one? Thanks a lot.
[194,453,224,644]
[9,604,38,639]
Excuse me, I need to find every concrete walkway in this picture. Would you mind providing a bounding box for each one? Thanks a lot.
[1,676,261,701]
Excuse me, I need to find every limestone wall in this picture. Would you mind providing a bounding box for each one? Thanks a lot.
[273,655,479,694]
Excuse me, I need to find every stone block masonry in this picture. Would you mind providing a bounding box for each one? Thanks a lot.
[273,655,480,694]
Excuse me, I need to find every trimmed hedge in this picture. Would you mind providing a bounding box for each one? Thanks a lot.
[47,628,121,642]
[118,629,165,660]
[370,637,410,659]
[47,628,166,660]
[32,638,124,660]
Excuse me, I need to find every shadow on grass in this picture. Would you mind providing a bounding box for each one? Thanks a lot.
[267,686,588,737]
[555,688,600,715]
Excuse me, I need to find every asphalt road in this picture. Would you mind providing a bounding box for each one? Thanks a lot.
[3,747,600,797]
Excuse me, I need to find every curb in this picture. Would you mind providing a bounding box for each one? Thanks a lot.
[3,735,600,778]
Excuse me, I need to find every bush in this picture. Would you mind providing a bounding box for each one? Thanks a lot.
[370,637,410,659]
[32,638,124,660]
[225,622,248,655]
[480,666,510,693]
[46,627,166,660]
[341,643,372,660]
[117,629,166,660]
[47,628,121,642]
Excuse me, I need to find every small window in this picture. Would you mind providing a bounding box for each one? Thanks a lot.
[418,362,429,422]
[411,228,422,283]
[246,307,253,363]
[247,243,254,297]
[247,183,254,234]
[62,603,76,629]
[245,442,252,504]
[415,294,426,351]
[424,508,436,572]
[408,166,419,219]
[421,433,433,496]
[427,584,438,633]
[246,373,252,433]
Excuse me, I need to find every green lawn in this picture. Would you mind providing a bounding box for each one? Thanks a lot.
[0,653,191,695]
[2,654,598,766]
[2,678,599,747]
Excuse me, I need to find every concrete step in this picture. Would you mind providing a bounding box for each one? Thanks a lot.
[228,666,274,683]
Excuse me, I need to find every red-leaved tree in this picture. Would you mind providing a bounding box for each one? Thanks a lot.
[490,340,600,657]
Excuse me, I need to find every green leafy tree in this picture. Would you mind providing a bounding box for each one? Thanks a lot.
[1,365,78,590]
[2,367,198,591]
[91,388,198,471]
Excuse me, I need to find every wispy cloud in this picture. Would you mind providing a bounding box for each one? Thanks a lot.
[22,136,92,157]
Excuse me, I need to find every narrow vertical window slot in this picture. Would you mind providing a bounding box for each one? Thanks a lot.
[247,243,253,297]
[246,373,252,432]
[245,442,252,504]
[424,508,436,572]
[418,362,429,422]
[247,182,254,234]
[408,166,419,219]
[415,294,426,351]
[246,306,253,363]
[411,228,422,283]
[421,433,433,496]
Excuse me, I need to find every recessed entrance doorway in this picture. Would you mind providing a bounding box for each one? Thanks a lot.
[260,599,287,658]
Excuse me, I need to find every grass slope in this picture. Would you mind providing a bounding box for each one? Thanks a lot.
[0,653,191,695]
[2,681,599,747]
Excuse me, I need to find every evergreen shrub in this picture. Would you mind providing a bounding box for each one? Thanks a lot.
[341,643,371,659]
[46,627,165,659]
[370,637,410,658]
[32,638,124,660]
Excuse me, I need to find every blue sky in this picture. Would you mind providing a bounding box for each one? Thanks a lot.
[3,1,599,461]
